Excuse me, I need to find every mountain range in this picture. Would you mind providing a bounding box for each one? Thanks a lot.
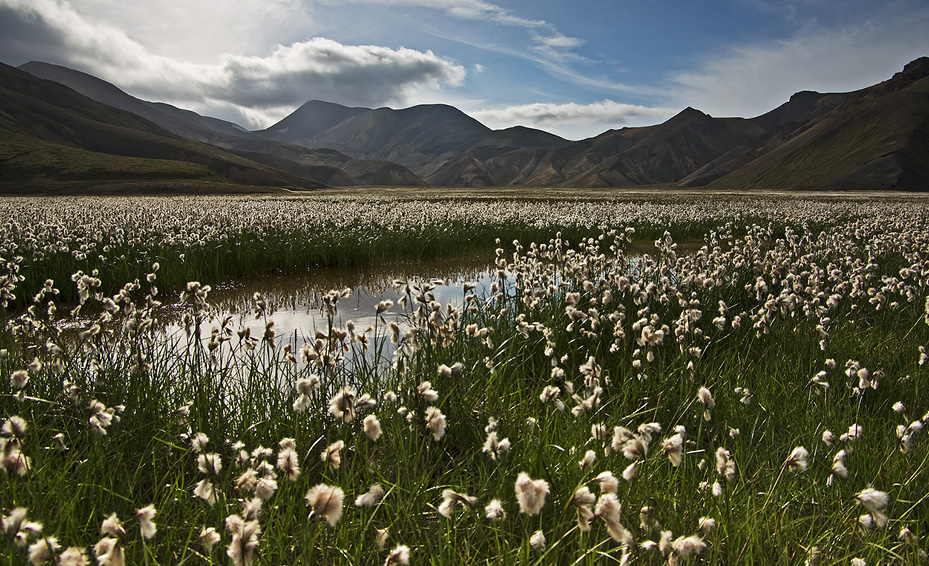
[3,57,928,192]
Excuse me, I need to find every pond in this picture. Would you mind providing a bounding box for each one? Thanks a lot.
[160,257,505,369]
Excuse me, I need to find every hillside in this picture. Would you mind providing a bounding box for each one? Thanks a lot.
[17,62,425,188]
[706,58,929,190]
[0,63,327,192]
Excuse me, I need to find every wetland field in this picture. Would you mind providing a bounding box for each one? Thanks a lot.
[1,191,928,565]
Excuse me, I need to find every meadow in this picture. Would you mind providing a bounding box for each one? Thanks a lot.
[1,192,927,565]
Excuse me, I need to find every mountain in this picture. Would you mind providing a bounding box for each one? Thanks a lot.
[704,57,929,190]
[258,101,571,184]
[255,59,928,190]
[0,62,330,192]
[19,61,252,143]
[7,57,929,191]
[17,61,425,187]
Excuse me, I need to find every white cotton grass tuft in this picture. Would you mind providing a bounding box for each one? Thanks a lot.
[529,529,547,551]
[715,447,736,482]
[10,369,28,390]
[622,461,639,481]
[595,492,632,544]
[293,375,319,412]
[2,415,27,438]
[592,470,619,494]
[662,431,685,467]
[438,489,476,517]
[224,514,261,566]
[57,546,89,566]
[194,479,216,506]
[28,536,60,565]
[579,449,596,470]
[671,534,707,561]
[254,476,278,501]
[199,527,220,552]
[276,445,300,481]
[571,487,596,531]
[197,453,222,476]
[482,431,511,461]
[321,440,345,470]
[828,450,848,485]
[93,537,124,566]
[242,498,263,521]
[190,432,209,453]
[100,513,125,539]
[697,386,715,421]
[515,472,550,516]
[355,484,386,508]
[385,544,411,565]
[785,446,809,472]
[417,381,439,402]
[854,487,889,512]
[424,407,447,441]
[484,499,506,521]
[328,387,356,422]
[135,504,157,540]
[363,415,383,441]
[854,487,890,529]
[305,484,345,527]
[375,528,389,550]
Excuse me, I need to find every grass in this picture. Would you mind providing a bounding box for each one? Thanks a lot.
[1,193,928,565]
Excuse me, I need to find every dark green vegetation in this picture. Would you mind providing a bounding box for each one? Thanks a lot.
[8,57,929,192]
[0,195,927,565]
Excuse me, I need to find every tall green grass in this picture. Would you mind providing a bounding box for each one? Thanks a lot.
[1,197,928,565]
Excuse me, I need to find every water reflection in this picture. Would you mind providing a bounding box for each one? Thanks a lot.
[173,257,498,345]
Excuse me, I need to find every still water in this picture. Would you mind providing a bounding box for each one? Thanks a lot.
[173,257,500,345]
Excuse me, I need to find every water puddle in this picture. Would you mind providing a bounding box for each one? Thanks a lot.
[166,257,500,348]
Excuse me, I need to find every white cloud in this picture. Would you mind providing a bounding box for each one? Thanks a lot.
[348,0,603,88]
[469,100,676,140]
[0,0,466,128]
[669,6,929,117]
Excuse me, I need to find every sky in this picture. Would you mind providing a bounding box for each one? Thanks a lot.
[1,0,928,140]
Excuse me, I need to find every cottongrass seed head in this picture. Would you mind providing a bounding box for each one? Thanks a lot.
[385,544,410,565]
[515,472,550,516]
[306,484,344,527]
[135,504,156,540]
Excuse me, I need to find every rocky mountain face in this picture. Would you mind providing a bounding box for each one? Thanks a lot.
[9,57,929,191]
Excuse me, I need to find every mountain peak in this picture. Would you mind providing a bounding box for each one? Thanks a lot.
[895,56,929,82]
[664,106,711,125]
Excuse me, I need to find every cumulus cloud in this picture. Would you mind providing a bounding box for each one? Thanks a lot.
[669,6,929,118]
[470,100,675,140]
[0,0,466,128]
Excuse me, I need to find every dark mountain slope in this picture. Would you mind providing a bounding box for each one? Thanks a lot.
[708,58,929,191]
[0,63,324,190]
[19,61,252,142]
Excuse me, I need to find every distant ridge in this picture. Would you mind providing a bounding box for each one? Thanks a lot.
[8,57,929,191]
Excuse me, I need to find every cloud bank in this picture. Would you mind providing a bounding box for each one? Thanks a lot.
[0,0,467,128]
[470,100,675,140]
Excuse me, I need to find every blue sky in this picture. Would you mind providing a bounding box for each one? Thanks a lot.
[1,0,927,139]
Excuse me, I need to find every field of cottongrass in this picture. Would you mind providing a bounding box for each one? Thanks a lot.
[1,193,928,565]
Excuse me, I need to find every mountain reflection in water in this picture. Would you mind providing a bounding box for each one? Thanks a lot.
[162,258,500,359]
